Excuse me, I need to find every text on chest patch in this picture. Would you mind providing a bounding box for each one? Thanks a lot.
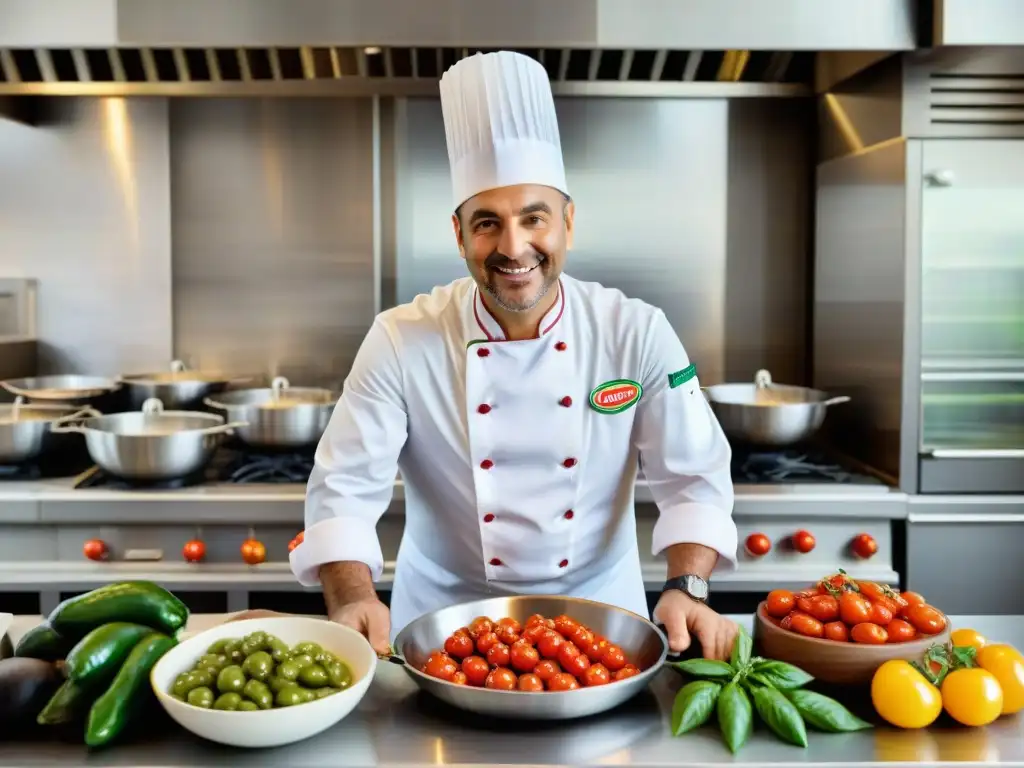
[589,379,643,414]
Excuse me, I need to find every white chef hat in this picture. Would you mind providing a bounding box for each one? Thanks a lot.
[439,51,569,210]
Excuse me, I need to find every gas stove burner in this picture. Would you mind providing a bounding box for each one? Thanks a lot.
[733,449,862,484]
[74,467,209,491]
[224,452,315,484]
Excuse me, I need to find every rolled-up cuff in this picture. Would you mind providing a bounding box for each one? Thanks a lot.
[289,516,384,587]
[651,502,739,573]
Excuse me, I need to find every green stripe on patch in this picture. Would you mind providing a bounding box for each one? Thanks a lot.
[466,339,489,348]
[668,363,697,389]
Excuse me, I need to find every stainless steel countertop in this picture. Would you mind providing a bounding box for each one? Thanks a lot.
[2,613,1022,767]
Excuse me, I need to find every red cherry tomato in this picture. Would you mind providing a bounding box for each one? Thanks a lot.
[537,631,564,660]
[850,622,888,644]
[533,659,560,682]
[745,533,771,557]
[789,612,825,638]
[824,621,850,642]
[240,538,266,565]
[562,649,591,678]
[444,633,475,659]
[523,624,549,644]
[525,614,547,628]
[182,539,205,562]
[476,632,500,654]
[496,625,520,645]
[797,595,839,623]
[869,601,894,626]
[553,615,579,638]
[839,591,872,625]
[582,663,611,686]
[886,619,918,643]
[517,673,544,691]
[484,668,517,690]
[851,533,878,559]
[423,652,458,681]
[570,625,594,649]
[614,665,640,681]
[461,655,490,687]
[495,617,522,634]
[451,671,468,685]
[904,604,947,635]
[468,617,493,638]
[765,590,795,618]
[557,642,581,669]
[287,531,305,552]
[791,529,816,553]
[546,672,579,691]
[600,644,627,672]
[510,643,540,673]
[83,538,108,562]
[486,642,511,668]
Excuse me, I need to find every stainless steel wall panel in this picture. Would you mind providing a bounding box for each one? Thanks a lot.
[169,98,376,390]
[0,97,173,376]
[724,99,813,384]
[935,0,1024,47]
[813,140,909,484]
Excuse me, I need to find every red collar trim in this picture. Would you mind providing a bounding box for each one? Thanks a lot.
[473,280,565,341]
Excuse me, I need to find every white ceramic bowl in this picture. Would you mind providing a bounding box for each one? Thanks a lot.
[150,616,377,748]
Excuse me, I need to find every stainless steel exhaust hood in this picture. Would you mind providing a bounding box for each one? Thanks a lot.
[1,0,918,50]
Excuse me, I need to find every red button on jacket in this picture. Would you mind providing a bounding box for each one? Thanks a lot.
[554,341,567,351]
[477,347,490,357]
[564,510,574,520]
[483,513,495,523]
[562,458,577,468]
[477,404,492,414]
[559,396,572,408]
[480,459,494,470]
[559,559,569,568]
[489,557,502,566]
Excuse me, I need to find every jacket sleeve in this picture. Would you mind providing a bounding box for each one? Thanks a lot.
[633,310,738,572]
[289,318,408,586]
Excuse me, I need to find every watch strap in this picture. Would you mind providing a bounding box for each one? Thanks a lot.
[662,574,709,602]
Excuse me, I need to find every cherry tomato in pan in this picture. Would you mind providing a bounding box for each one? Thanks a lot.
[510,643,540,673]
[461,655,490,687]
[765,589,796,618]
[547,673,580,691]
[444,633,475,659]
[533,659,561,682]
[485,668,518,690]
[824,621,849,642]
[851,622,889,645]
[486,642,511,668]
[517,673,544,692]
[582,663,611,687]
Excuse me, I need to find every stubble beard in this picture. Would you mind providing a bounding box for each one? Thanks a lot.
[481,265,558,313]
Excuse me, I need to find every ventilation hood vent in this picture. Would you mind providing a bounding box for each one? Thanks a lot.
[0,46,814,97]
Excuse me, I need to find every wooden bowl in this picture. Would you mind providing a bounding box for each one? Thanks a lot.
[753,602,952,687]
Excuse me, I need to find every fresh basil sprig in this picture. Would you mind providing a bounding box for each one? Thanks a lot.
[668,626,872,754]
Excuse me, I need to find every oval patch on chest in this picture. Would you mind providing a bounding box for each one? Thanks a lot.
[589,379,643,414]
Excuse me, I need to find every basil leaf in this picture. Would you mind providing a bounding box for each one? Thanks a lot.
[730,627,753,669]
[671,680,721,736]
[717,681,753,754]
[751,659,814,689]
[751,683,809,748]
[784,688,873,732]
[671,659,735,680]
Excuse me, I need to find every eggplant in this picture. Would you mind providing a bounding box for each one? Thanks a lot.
[0,657,65,738]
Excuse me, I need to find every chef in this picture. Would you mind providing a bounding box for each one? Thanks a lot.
[290,50,740,661]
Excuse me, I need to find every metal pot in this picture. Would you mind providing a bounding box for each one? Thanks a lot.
[0,397,99,464]
[389,595,668,721]
[119,359,251,411]
[1,375,122,406]
[204,376,335,450]
[49,398,247,481]
[703,369,851,447]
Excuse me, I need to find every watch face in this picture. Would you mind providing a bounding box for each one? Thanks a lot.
[686,576,709,600]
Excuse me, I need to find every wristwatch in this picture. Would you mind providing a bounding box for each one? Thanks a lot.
[662,574,709,603]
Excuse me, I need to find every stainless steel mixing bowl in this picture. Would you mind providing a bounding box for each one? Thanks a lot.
[391,595,668,721]
[0,397,98,463]
[49,398,246,481]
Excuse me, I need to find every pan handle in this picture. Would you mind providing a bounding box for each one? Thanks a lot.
[194,421,249,437]
[204,397,228,411]
[823,396,851,407]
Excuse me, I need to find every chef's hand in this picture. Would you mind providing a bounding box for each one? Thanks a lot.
[330,598,392,656]
[653,589,739,662]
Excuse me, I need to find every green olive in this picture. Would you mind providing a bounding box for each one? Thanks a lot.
[325,661,353,689]
[214,692,243,711]
[242,651,274,681]
[243,679,274,710]
[171,693,184,701]
[186,686,214,708]
[206,639,231,655]
[277,660,301,682]
[171,673,194,698]
[298,688,316,703]
[267,675,291,693]
[188,669,214,689]
[268,637,290,663]
[275,685,306,707]
[237,700,259,711]
[315,651,339,666]
[314,687,339,699]
[292,642,322,657]
[216,665,247,694]
[289,653,314,670]
[244,631,268,646]
[298,664,329,688]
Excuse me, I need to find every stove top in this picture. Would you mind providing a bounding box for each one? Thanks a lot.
[0,448,94,481]
[72,448,316,490]
[730,447,884,486]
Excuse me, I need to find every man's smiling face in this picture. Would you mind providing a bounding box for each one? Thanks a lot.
[453,184,574,313]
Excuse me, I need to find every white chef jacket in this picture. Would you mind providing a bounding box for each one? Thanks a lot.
[290,274,737,640]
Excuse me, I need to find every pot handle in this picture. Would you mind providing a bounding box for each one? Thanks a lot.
[48,405,103,433]
[194,420,249,436]
[823,396,851,407]
[204,397,227,410]
[271,376,291,397]
[754,369,773,389]
[142,398,165,414]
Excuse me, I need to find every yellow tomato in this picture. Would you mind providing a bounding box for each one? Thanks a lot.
[941,668,1003,726]
[976,644,1024,715]
[950,628,986,650]
[871,660,943,729]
